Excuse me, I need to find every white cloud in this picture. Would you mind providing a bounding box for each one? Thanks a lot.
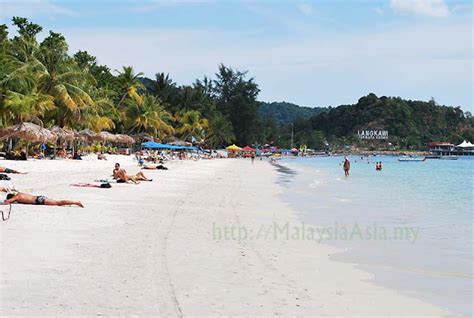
[390,0,450,17]
[0,0,76,19]
[59,20,473,110]
[297,3,316,16]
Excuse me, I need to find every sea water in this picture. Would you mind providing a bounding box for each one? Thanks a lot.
[277,156,473,317]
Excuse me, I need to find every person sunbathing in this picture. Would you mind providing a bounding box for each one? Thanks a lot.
[0,187,83,207]
[142,164,168,170]
[113,163,152,184]
[0,166,26,174]
[97,152,107,160]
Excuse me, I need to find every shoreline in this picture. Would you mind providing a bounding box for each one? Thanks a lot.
[1,156,447,316]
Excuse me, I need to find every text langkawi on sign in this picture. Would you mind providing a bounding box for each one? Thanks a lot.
[357,130,388,140]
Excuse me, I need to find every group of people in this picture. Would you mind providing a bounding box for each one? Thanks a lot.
[342,157,383,176]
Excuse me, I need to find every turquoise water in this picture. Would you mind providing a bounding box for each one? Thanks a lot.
[278,156,473,317]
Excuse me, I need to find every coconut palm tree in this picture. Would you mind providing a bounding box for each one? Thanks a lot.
[176,110,209,142]
[125,94,174,139]
[207,113,235,149]
[115,66,144,108]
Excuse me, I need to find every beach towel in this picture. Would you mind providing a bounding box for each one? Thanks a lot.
[71,183,112,188]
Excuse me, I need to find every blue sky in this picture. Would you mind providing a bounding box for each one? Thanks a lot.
[0,0,472,110]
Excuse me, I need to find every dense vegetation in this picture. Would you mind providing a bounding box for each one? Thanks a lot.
[304,94,474,150]
[1,17,472,151]
[0,17,259,148]
[258,102,326,125]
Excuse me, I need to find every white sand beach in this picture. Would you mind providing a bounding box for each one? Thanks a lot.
[0,156,447,316]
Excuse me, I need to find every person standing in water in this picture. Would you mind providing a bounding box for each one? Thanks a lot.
[343,157,351,177]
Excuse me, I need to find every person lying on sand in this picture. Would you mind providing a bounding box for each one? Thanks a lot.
[0,166,26,174]
[0,187,83,207]
[113,163,152,184]
[97,152,107,160]
[142,164,168,170]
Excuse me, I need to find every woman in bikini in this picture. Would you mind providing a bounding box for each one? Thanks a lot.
[113,163,152,184]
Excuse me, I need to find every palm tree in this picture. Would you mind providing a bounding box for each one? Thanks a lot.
[115,66,144,107]
[125,94,174,139]
[3,90,54,124]
[207,113,235,149]
[176,110,209,142]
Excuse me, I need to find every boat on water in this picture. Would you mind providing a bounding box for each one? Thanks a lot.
[398,157,426,162]
[440,156,459,160]
[425,155,441,159]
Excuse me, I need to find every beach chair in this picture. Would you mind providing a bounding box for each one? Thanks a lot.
[1,204,12,221]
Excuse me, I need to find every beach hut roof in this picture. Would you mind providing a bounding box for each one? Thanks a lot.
[0,122,57,143]
[50,126,75,141]
[226,144,242,151]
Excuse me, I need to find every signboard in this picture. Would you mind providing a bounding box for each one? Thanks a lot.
[357,130,388,140]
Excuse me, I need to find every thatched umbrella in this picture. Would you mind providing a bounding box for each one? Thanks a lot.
[131,133,154,142]
[168,139,192,146]
[115,134,135,145]
[99,131,117,143]
[77,129,102,142]
[0,122,57,143]
[50,126,75,142]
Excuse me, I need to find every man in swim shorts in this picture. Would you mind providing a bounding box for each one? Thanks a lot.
[0,166,26,174]
[0,187,83,207]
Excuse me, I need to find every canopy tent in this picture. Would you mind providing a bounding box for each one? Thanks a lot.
[242,145,255,151]
[457,140,474,148]
[0,122,57,143]
[141,141,197,151]
[226,144,242,151]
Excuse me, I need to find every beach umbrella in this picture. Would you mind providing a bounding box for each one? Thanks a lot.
[242,145,255,151]
[168,140,192,146]
[131,133,154,142]
[226,144,242,151]
[99,131,117,143]
[0,122,57,143]
[115,134,135,145]
[77,129,102,141]
[50,126,75,142]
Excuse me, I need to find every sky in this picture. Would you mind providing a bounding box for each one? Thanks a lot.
[0,0,472,110]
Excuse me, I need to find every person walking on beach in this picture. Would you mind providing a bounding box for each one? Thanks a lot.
[343,157,350,177]
[251,153,255,164]
[0,187,84,207]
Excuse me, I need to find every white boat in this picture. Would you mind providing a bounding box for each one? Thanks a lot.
[398,157,426,162]
[440,156,459,160]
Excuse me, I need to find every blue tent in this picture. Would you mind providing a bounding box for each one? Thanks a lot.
[141,141,167,149]
[141,141,198,151]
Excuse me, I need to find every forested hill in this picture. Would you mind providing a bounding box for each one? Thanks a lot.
[258,102,326,125]
[305,93,474,149]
